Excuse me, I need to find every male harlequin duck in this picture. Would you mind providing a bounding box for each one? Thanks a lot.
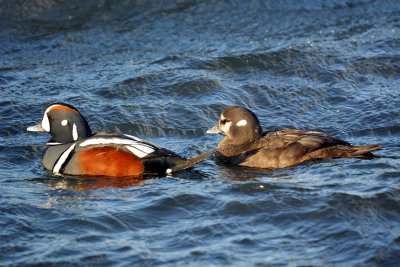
[207,106,382,169]
[28,103,215,178]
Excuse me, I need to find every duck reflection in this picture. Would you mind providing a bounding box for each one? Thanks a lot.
[33,175,145,191]
[213,158,294,182]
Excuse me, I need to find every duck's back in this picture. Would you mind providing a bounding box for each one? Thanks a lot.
[229,129,381,169]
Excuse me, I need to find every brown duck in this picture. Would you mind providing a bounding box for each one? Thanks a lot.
[207,106,382,169]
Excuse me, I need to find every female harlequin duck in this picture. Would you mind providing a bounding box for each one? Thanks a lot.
[207,106,382,169]
[28,103,215,177]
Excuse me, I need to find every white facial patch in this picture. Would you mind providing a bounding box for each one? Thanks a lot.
[236,119,247,127]
[219,121,232,134]
[41,114,50,132]
[61,120,68,126]
[72,123,78,141]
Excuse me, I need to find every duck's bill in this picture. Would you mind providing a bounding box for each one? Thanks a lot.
[206,125,221,134]
[27,123,45,132]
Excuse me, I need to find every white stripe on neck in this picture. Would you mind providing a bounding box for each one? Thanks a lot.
[53,143,76,175]
[72,123,78,141]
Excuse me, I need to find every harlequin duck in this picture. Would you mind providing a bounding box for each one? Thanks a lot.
[207,106,382,169]
[28,103,215,177]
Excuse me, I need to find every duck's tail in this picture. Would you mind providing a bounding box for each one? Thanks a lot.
[169,149,217,173]
[350,144,383,158]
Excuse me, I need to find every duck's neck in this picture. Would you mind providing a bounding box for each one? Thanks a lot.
[218,137,257,157]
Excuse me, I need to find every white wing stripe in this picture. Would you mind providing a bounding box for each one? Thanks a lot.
[79,137,155,158]
[126,143,155,158]
[131,144,155,154]
[80,137,154,149]
[123,134,143,142]
[126,146,149,158]
[53,143,76,175]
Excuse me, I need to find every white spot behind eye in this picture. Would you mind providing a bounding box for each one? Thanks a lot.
[42,114,50,132]
[72,123,78,141]
[236,119,247,127]
[61,120,68,126]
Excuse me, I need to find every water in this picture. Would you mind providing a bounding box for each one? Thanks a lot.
[1,0,400,265]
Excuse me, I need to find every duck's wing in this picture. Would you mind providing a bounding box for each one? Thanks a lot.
[94,133,214,175]
[259,129,381,161]
[79,132,160,158]
[261,129,351,150]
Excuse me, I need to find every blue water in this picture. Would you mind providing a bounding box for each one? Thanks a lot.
[1,0,400,266]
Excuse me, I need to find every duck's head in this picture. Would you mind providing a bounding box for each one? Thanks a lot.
[27,103,92,144]
[207,106,262,145]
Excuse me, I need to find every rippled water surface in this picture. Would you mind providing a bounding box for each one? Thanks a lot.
[1,0,400,266]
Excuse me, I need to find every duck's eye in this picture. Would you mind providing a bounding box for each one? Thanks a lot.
[220,119,227,124]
